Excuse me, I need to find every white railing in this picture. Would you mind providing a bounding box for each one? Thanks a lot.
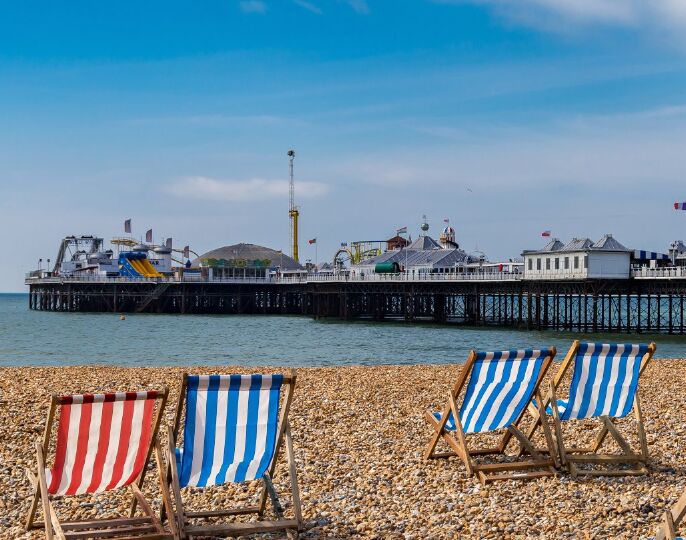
[28,267,686,284]
[288,271,521,283]
[27,271,521,285]
[631,266,686,279]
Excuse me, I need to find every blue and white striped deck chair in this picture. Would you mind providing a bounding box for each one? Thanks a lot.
[167,371,302,539]
[424,347,557,484]
[530,340,656,477]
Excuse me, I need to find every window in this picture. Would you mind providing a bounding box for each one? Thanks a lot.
[584,255,588,269]
[554,258,559,270]
[545,258,550,270]
[564,257,569,269]
[574,256,579,269]
[536,258,541,270]
[528,259,532,271]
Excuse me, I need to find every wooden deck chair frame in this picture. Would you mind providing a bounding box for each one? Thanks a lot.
[25,388,176,540]
[165,370,302,539]
[525,340,657,477]
[655,488,686,540]
[424,348,558,485]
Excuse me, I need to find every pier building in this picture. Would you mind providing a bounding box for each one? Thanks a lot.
[522,234,632,280]
[353,220,494,276]
[193,243,303,279]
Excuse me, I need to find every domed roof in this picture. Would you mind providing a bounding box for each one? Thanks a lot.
[442,226,455,234]
[193,243,303,270]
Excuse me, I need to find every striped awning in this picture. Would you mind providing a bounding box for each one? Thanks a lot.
[633,250,669,261]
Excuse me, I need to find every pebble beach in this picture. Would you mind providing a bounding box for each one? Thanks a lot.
[1,362,685,539]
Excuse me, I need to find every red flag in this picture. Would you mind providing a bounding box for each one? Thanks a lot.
[145,229,152,243]
[541,230,551,237]
[308,238,317,245]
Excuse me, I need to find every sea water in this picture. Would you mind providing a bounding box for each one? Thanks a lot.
[0,293,684,366]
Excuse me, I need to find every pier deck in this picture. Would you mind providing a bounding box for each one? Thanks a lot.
[26,272,686,334]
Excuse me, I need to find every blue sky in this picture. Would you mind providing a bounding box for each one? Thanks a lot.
[3,0,686,290]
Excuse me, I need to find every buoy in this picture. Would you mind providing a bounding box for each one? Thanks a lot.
[120,314,126,320]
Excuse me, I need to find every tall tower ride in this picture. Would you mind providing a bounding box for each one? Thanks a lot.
[288,149,299,262]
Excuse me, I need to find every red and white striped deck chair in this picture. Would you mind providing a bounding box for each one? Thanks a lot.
[25,389,176,540]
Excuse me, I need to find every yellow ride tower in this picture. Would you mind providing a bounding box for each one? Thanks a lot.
[288,149,299,263]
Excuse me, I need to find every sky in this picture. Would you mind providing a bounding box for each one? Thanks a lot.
[3,0,686,290]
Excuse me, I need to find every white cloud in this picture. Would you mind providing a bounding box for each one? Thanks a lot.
[293,0,323,15]
[169,176,329,202]
[436,0,686,41]
[239,0,267,14]
[346,0,370,14]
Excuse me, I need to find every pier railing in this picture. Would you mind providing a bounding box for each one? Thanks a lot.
[26,267,686,284]
[281,272,521,283]
[631,266,686,279]
[27,271,522,285]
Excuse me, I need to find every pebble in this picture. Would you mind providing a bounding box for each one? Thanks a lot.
[0,362,685,538]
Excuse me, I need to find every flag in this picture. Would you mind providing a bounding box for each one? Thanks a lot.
[397,226,407,234]
[183,245,190,258]
[443,218,450,223]
[124,219,131,234]
[308,238,317,245]
[541,230,551,237]
[165,237,172,248]
[675,202,686,210]
[340,242,348,247]
[145,229,152,243]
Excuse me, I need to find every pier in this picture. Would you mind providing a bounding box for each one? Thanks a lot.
[26,270,686,334]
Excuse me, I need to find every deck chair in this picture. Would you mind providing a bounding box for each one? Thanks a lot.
[527,340,656,477]
[655,488,686,540]
[424,347,558,484]
[25,389,175,540]
[167,372,302,539]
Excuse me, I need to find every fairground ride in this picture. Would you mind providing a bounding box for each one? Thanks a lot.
[333,240,386,268]
[110,238,199,265]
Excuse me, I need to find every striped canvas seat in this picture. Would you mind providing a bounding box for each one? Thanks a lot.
[45,391,159,496]
[425,346,557,483]
[523,340,657,477]
[556,343,649,421]
[26,388,172,540]
[432,348,552,434]
[176,374,283,488]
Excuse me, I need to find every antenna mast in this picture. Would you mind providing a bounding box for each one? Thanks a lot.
[288,149,299,262]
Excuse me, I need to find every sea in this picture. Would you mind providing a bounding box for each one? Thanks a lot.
[0,293,684,367]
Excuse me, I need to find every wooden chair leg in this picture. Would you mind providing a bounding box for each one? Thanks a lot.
[659,509,677,540]
[448,393,473,476]
[167,430,186,539]
[34,442,62,540]
[155,438,179,539]
[602,417,634,456]
[550,384,568,467]
[285,423,303,527]
[25,469,41,532]
[535,389,559,468]
[424,403,452,460]
[634,395,649,460]
[590,423,610,453]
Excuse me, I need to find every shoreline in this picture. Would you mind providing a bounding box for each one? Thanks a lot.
[2,362,685,539]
